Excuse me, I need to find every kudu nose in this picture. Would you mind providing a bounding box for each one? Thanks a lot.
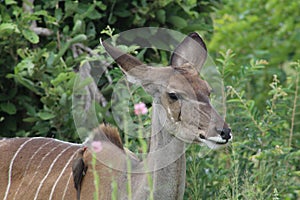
[220,128,231,140]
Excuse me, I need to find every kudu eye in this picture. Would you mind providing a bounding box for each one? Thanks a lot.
[168,92,179,101]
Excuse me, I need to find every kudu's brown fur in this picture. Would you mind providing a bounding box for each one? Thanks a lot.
[0,32,231,200]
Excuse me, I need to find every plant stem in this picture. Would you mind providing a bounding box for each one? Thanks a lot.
[137,116,153,200]
[123,114,132,200]
[289,62,299,147]
[92,153,100,200]
[228,86,265,135]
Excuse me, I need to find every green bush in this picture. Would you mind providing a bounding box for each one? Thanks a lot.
[185,52,300,199]
[209,0,300,110]
[0,0,215,139]
[0,0,299,199]
[200,2,300,197]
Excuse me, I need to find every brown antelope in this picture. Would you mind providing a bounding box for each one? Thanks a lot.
[0,32,231,200]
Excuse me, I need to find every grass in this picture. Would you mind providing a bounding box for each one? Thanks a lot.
[91,60,300,200]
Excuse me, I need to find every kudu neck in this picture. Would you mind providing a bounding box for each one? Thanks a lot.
[145,100,186,200]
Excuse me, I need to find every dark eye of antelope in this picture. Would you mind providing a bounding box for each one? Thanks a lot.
[168,92,179,101]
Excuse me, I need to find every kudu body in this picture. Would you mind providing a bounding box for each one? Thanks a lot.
[0,32,231,200]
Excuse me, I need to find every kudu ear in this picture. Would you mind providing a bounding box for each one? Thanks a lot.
[102,40,145,73]
[170,32,207,71]
[102,40,171,95]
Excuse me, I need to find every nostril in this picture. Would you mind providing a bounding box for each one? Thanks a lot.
[199,134,206,139]
[220,128,231,140]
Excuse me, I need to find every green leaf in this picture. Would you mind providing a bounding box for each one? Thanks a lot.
[167,16,187,29]
[95,1,107,10]
[86,22,96,38]
[55,8,63,21]
[156,9,166,24]
[51,72,70,87]
[38,111,56,120]
[6,74,41,95]
[14,58,34,76]
[0,102,17,115]
[22,29,39,44]
[0,23,20,35]
[71,20,83,36]
[227,99,242,103]
[115,10,131,18]
[23,117,39,122]
[69,34,87,44]
[65,1,78,18]
[5,0,17,5]
[87,9,102,20]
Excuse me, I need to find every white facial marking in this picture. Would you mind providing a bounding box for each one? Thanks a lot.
[207,136,227,144]
[199,139,223,150]
[167,107,175,122]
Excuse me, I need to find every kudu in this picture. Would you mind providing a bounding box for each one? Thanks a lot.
[0,32,231,200]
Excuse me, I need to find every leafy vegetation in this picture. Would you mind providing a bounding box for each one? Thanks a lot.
[0,0,215,139]
[185,53,300,199]
[0,0,299,199]
[209,0,300,110]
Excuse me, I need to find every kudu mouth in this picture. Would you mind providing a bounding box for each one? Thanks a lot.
[197,127,232,149]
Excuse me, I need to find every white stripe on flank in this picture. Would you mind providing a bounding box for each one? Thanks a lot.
[53,138,82,146]
[3,138,37,200]
[62,171,74,200]
[13,140,53,200]
[48,148,80,200]
[34,145,74,200]
[26,143,64,191]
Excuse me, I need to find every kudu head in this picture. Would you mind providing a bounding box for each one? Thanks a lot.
[103,32,232,149]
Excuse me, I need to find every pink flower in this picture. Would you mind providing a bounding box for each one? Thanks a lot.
[91,141,103,153]
[134,102,148,115]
